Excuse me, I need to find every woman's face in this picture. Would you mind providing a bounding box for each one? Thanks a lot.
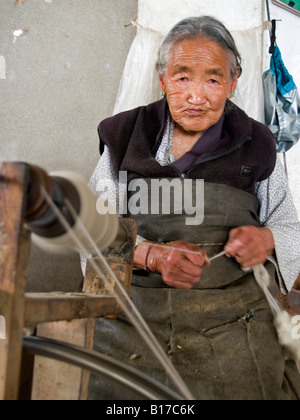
[161,38,239,135]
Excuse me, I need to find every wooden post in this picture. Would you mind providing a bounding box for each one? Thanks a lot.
[0,163,31,400]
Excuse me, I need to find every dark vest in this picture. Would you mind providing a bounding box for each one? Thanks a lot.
[98,99,277,196]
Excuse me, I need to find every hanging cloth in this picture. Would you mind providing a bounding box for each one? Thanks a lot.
[263,21,300,153]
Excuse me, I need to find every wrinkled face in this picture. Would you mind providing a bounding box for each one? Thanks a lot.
[161,38,239,135]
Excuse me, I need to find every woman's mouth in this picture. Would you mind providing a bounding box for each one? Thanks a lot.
[186,109,205,116]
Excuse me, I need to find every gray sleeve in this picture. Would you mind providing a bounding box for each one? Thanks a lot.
[88,146,120,212]
[80,147,121,274]
[256,157,300,293]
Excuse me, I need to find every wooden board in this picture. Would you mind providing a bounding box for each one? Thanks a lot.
[31,319,95,401]
[25,292,122,325]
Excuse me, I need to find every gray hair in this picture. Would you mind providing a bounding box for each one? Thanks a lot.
[157,16,242,79]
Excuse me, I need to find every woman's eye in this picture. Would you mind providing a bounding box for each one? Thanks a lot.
[179,77,188,82]
[209,79,219,84]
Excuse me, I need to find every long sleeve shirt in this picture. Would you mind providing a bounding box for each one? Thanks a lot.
[86,116,300,293]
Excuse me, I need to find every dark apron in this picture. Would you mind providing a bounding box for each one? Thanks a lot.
[89,182,300,400]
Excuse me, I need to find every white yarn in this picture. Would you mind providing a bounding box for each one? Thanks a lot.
[274,311,300,367]
[31,172,120,255]
[252,264,300,366]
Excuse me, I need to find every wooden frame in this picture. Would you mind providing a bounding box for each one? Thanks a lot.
[0,162,136,400]
[0,163,31,400]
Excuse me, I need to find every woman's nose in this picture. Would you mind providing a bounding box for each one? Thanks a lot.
[187,83,206,105]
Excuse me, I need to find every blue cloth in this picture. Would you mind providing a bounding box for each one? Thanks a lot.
[263,45,300,153]
[270,45,296,97]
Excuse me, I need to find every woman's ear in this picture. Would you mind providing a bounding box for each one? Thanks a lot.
[229,69,240,98]
[160,76,166,96]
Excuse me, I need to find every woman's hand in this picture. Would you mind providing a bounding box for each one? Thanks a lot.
[134,241,209,290]
[225,226,275,268]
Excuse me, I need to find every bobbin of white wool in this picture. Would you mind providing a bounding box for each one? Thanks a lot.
[32,171,120,255]
[274,311,300,364]
[250,263,300,366]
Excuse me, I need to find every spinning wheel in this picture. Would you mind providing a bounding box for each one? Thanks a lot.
[0,162,182,400]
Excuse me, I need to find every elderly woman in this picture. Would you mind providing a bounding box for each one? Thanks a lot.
[87,16,300,400]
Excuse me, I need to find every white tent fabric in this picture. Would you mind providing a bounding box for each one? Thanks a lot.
[113,20,270,124]
[113,23,162,115]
